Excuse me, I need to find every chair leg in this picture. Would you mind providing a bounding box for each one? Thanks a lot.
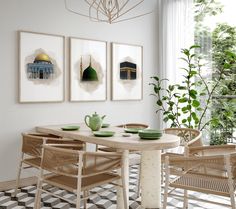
[161,162,164,185]
[83,191,87,209]
[163,179,168,209]
[121,181,128,209]
[229,190,236,209]
[163,157,170,209]
[121,155,129,209]
[13,155,24,197]
[76,154,83,209]
[34,180,43,209]
[183,189,188,209]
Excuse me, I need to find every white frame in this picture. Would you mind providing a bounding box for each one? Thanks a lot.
[111,42,143,101]
[19,31,65,103]
[70,37,107,102]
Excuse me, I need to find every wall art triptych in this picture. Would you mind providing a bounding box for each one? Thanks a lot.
[19,31,143,103]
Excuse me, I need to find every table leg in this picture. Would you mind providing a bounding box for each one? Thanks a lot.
[141,150,161,208]
[117,150,129,209]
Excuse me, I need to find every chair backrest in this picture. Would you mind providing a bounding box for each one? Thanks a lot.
[21,133,85,157]
[41,145,123,178]
[164,128,202,147]
[21,133,58,157]
[166,154,226,178]
[166,152,236,182]
[187,144,236,157]
[41,145,80,177]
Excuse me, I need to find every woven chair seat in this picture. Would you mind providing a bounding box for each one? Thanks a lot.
[44,173,120,192]
[170,172,234,197]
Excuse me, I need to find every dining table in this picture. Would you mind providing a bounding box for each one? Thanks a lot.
[36,123,180,209]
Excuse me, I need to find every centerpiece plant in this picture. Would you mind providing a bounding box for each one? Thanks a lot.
[150,45,234,134]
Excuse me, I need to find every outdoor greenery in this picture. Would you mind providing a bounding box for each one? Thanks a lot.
[194,0,223,22]
[194,0,236,144]
[210,24,236,144]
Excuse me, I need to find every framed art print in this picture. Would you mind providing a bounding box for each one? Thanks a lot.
[19,31,65,103]
[111,43,143,101]
[70,37,107,101]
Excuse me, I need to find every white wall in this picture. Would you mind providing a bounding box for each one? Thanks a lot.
[0,0,158,181]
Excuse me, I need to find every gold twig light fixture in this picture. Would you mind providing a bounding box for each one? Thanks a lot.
[64,0,153,24]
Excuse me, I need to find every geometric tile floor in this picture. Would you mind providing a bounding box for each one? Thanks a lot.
[0,165,231,209]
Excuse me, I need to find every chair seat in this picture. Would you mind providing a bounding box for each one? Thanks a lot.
[170,172,234,197]
[44,173,120,193]
[23,157,41,168]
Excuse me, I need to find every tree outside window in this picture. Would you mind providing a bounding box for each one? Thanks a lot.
[194,0,236,144]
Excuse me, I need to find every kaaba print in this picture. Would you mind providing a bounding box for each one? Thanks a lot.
[80,55,98,82]
[120,61,137,80]
[27,53,54,80]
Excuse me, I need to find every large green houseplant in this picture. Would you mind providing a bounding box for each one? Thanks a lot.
[150,45,234,139]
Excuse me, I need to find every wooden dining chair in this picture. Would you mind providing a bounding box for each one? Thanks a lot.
[163,128,236,158]
[13,132,85,196]
[96,123,148,197]
[163,153,236,209]
[34,144,128,209]
[161,128,202,183]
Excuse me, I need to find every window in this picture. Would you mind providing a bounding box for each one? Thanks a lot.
[194,0,236,144]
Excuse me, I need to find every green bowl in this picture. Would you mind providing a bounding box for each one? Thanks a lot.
[61,126,80,131]
[124,128,144,134]
[93,131,115,137]
[138,129,162,139]
[139,136,161,140]
[138,129,162,134]
[101,123,110,128]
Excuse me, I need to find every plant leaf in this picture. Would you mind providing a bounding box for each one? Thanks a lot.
[192,100,200,107]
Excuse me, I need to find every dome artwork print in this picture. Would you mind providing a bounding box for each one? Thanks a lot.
[27,52,55,80]
[80,55,99,82]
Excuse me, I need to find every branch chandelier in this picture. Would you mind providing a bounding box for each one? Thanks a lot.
[64,0,153,24]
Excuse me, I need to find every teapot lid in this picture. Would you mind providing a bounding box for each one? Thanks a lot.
[92,112,98,116]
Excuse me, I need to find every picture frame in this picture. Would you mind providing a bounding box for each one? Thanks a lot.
[111,42,143,101]
[70,37,107,101]
[19,31,65,103]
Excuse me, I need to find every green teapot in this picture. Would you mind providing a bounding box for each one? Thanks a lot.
[84,112,106,131]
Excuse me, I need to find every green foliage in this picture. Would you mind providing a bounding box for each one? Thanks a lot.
[194,0,223,22]
[194,0,236,145]
[210,23,236,144]
[212,23,236,73]
[150,45,226,131]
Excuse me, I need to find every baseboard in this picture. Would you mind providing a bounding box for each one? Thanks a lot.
[0,176,37,191]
